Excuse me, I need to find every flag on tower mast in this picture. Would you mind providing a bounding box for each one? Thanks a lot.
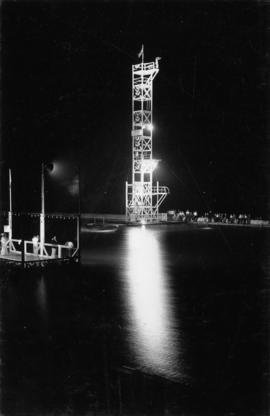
[138,44,144,59]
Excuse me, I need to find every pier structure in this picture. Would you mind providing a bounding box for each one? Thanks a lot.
[0,164,80,268]
[125,46,169,223]
[0,210,80,267]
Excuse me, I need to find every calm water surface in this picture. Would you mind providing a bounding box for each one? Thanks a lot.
[0,224,269,415]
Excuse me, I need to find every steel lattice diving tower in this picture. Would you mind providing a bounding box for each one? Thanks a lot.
[125,46,169,222]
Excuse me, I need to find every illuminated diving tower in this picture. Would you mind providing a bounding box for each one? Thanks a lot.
[125,49,169,222]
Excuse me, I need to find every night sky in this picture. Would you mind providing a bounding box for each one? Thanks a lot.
[1,1,269,217]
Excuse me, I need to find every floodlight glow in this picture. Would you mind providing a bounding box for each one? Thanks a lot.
[45,163,54,173]
[141,159,159,173]
[146,123,153,132]
[151,159,159,170]
[47,159,74,181]
[47,160,65,178]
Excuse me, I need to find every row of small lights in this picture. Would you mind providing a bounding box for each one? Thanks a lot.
[0,211,77,220]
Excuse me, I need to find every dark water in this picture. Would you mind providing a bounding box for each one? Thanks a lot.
[0,224,269,415]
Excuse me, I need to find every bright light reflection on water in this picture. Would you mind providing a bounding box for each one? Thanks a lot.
[123,226,182,381]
